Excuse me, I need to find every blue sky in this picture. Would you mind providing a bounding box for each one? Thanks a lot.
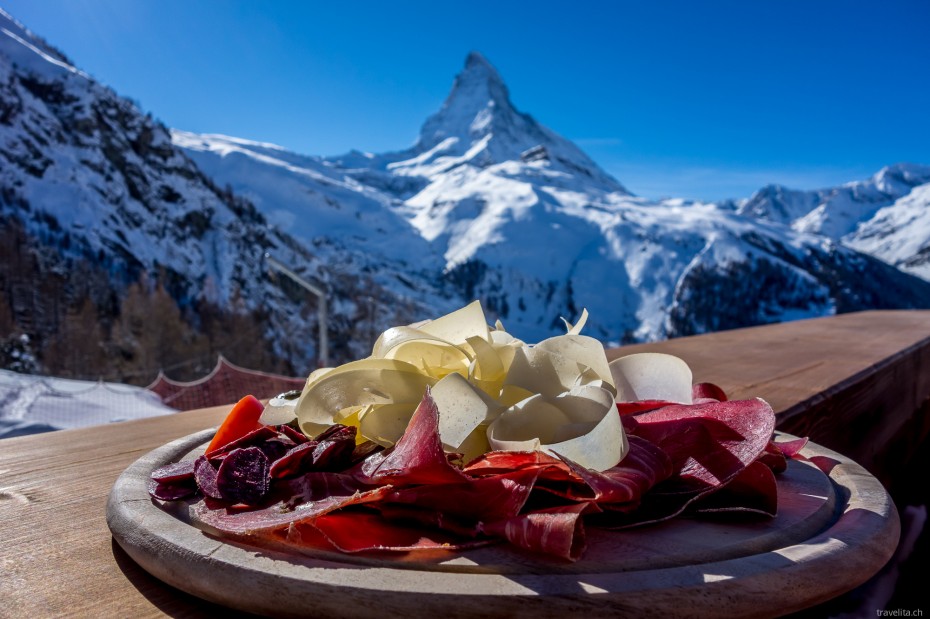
[3,0,928,200]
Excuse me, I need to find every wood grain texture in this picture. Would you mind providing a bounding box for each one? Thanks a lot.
[1,310,927,618]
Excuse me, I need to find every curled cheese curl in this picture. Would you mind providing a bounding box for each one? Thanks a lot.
[487,384,627,472]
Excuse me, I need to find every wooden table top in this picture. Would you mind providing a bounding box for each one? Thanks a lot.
[2,309,928,618]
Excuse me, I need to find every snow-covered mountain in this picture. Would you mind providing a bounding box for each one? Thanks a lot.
[173,52,930,344]
[0,9,447,377]
[737,163,930,280]
[171,130,453,314]
[2,6,929,383]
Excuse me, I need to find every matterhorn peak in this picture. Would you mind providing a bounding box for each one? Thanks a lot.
[459,51,508,95]
[407,52,627,192]
[416,51,516,153]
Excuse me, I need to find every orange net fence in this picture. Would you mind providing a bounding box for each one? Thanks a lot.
[146,355,306,411]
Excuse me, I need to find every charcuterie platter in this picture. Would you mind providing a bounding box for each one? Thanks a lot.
[106,302,899,617]
[108,429,896,618]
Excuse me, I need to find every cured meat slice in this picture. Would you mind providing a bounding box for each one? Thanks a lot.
[624,398,775,493]
[276,424,311,445]
[354,389,470,486]
[615,400,676,416]
[374,504,483,538]
[553,435,674,504]
[194,455,223,500]
[309,425,357,471]
[773,436,808,458]
[147,477,197,501]
[215,447,270,505]
[464,449,563,473]
[270,426,363,479]
[463,450,578,484]
[482,502,592,561]
[384,469,539,522]
[759,436,809,473]
[692,382,728,402]
[292,511,490,553]
[759,441,789,473]
[269,441,318,479]
[205,426,278,457]
[194,473,391,534]
[150,459,195,483]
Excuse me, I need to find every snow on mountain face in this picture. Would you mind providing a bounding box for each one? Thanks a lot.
[739,164,930,238]
[175,53,930,345]
[0,13,248,298]
[845,183,930,281]
[0,9,418,371]
[402,52,626,190]
[170,130,454,315]
[737,163,930,281]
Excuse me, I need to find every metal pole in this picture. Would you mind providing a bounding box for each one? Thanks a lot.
[264,253,329,367]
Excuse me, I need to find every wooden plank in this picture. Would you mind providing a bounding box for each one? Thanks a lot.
[0,310,926,618]
[0,406,236,618]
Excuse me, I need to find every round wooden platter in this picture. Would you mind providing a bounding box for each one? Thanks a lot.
[107,430,899,618]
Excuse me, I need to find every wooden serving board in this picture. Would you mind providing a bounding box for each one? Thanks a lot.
[107,430,899,619]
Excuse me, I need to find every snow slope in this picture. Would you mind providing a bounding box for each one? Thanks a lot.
[0,367,176,439]
[846,182,930,281]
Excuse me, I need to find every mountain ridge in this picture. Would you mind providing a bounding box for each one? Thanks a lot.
[172,54,930,344]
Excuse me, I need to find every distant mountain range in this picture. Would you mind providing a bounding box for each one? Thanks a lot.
[2,8,929,380]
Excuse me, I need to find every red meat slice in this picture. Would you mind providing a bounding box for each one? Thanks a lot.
[384,468,539,522]
[194,472,391,534]
[464,451,578,487]
[215,446,270,505]
[150,459,195,483]
[552,435,674,504]
[692,382,728,402]
[482,502,593,561]
[269,441,318,479]
[354,388,470,486]
[615,400,675,416]
[773,436,808,458]
[624,398,775,493]
[759,441,789,473]
[205,425,278,458]
[690,460,778,517]
[293,511,490,553]
[194,455,223,499]
[147,477,197,501]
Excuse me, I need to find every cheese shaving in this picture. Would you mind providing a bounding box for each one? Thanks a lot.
[609,352,693,403]
[295,302,628,470]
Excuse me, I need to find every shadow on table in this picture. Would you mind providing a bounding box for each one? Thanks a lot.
[111,538,260,618]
